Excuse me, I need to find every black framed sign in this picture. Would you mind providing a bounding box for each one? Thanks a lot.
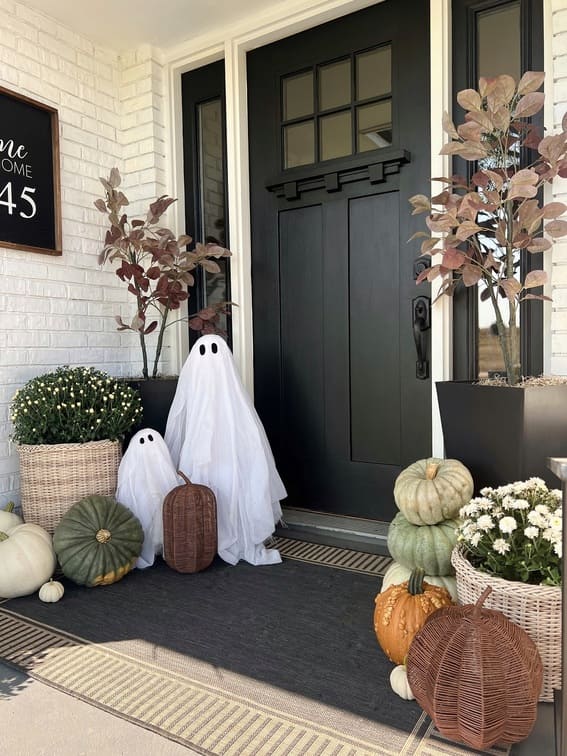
[0,86,62,256]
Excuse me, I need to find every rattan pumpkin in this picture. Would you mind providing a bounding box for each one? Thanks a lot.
[407,587,543,750]
[394,458,473,525]
[387,512,459,576]
[53,496,144,587]
[163,471,217,573]
[374,568,454,665]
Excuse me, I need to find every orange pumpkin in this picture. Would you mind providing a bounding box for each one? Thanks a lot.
[374,567,454,665]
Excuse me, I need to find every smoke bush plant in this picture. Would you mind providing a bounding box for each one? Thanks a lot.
[95,169,231,379]
[410,72,567,385]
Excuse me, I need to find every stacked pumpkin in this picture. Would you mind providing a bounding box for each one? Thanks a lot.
[374,458,473,697]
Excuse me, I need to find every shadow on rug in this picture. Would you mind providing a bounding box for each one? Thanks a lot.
[0,538,510,756]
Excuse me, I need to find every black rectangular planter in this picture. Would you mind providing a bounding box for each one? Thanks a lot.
[125,377,178,438]
[436,381,567,491]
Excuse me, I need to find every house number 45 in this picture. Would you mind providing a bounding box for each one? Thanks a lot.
[0,182,37,219]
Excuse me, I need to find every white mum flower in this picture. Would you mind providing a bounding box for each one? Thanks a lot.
[554,542,562,559]
[499,516,517,534]
[535,504,550,516]
[477,514,494,532]
[524,526,539,540]
[528,511,547,529]
[470,532,482,547]
[513,499,530,510]
[479,487,494,496]
[493,538,511,555]
[461,502,480,517]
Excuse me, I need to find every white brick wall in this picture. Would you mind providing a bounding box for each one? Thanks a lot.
[0,2,168,507]
[550,0,567,374]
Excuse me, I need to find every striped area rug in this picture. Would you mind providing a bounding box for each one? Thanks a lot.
[0,538,511,756]
[273,537,392,576]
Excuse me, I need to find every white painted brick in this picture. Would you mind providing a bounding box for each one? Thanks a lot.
[37,31,76,63]
[3,15,38,42]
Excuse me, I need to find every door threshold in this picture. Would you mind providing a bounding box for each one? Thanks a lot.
[278,506,390,556]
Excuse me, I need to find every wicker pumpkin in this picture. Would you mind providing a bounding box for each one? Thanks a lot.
[407,587,542,750]
[162,472,217,573]
[381,561,457,601]
[53,496,144,587]
[387,512,459,576]
[394,458,473,526]
[374,568,454,665]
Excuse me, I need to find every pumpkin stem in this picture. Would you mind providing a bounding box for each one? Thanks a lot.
[473,586,493,618]
[3,502,15,513]
[0,531,9,542]
[95,528,112,544]
[177,471,192,486]
[425,462,440,480]
[408,567,426,595]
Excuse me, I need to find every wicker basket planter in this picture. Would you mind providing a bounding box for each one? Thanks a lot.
[451,545,561,702]
[18,440,122,535]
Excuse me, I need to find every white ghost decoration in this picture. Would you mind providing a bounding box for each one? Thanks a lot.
[165,334,287,566]
[116,428,180,569]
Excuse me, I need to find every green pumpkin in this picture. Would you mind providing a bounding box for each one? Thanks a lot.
[393,458,473,526]
[53,496,144,587]
[387,512,459,576]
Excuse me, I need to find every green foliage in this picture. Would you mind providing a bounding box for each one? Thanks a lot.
[457,478,562,586]
[10,366,142,445]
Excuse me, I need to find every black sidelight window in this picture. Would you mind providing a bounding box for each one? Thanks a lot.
[452,0,543,380]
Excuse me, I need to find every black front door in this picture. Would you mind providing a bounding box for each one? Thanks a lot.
[248,1,431,521]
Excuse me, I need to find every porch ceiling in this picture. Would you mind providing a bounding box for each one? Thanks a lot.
[20,0,285,52]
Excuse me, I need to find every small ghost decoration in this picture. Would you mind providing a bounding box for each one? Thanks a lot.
[165,334,287,566]
[116,428,180,569]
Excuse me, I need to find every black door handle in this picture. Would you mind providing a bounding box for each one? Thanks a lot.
[413,296,430,380]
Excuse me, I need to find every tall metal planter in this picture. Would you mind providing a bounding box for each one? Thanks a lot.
[436,382,567,492]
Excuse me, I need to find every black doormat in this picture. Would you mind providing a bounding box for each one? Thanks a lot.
[0,540,509,755]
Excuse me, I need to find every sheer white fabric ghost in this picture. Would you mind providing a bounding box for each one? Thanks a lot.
[116,428,180,569]
[165,334,287,566]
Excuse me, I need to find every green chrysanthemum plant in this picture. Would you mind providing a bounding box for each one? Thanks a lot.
[11,366,142,445]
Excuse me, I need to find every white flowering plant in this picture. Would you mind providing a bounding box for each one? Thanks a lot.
[457,478,562,586]
[10,367,142,445]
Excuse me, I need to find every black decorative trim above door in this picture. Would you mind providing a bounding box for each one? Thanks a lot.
[266,148,410,198]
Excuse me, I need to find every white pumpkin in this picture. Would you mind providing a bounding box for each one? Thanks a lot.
[39,579,65,603]
[0,502,23,533]
[390,665,415,700]
[0,522,56,599]
[381,561,458,601]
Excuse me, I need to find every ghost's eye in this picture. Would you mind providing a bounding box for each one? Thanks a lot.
[199,344,206,356]
[148,434,154,442]
[140,438,145,444]
[212,342,218,354]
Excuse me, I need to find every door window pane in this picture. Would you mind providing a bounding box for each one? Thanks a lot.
[284,120,315,168]
[477,3,521,81]
[357,100,392,152]
[198,98,229,332]
[283,71,314,120]
[320,111,352,161]
[356,46,391,101]
[319,59,351,111]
